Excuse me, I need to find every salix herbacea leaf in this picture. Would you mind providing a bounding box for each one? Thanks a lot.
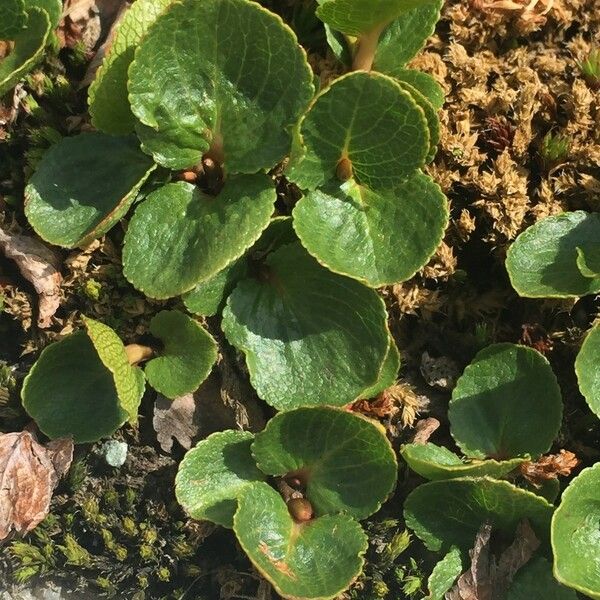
[25,133,155,248]
[359,334,400,398]
[221,242,390,410]
[143,310,217,399]
[293,171,448,287]
[425,547,463,600]
[175,431,266,528]
[575,323,600,418]
[122,176,276,299]
[507,557,578,600]
[551,464,600,599]
[234,482,367,600]
[506,211,600,298]
[288,71,429,191]
[88,0,171,135]
[576,245,600,278]
[404,477,554,552]
[394,69,445,110]
[251,407,397,520]
[0,0,27,39]
[25,0,62,28]
[128,0,314,172]
[401,443,526,481]
[449,343,563,459]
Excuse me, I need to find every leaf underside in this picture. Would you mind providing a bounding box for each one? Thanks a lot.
[575,324,600,418]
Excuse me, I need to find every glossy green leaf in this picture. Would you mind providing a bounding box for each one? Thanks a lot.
[0,8,50,96]
[552,464,600,599]
[404,477,554,552]
[21,332,128,443]
[144,310,217,399]
[373,1,443,74]
[25,133,155,248]
[252,407,397,520]
[401,443,526,481]
[83,317,145,424]
[122,176,276,299]
[316,0,434,37]
[293,171,448,287]
[425,547,463,600]
[287,71,429,191]
[222,242,389,410]
[575,324,600,418]
[25,0,62,28]
[449,343,563,459]
[359,334,400,398]
[394,69,444,110]
[0,0,27,39]
[576,245,600,278]
[506,211,600,298]
[234,482,367,600]
[88,0,171,135]
[128,0,314,171]
[506,557,578,600]
[175,431,265,528]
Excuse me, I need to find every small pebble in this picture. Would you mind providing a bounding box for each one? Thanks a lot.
[101,440,128,468]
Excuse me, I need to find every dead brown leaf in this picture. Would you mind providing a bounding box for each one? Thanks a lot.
[411,417,441,444]
[153,394,200,453]
[520,449,579,487]
[0,432,73,540]
[0,226,62,328]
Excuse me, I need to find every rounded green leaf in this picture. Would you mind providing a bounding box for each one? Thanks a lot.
[221,242,390,410]
[252,407,397,520]
[128,0,314,172]
[507,557,578,600]
[576,245,600,278]
[316,0,434,37]
[234,482,368,600]
[552,464,600,599]
[393,69,445,110]
[425,547,463,600]
[175,430,265,528]
[359,334,400,398]
[0,0,27,39]
[88,0,171,135]
[0,8,50,96]
[25,133,155,248]
[21,332,128,443]
[575,324,600,418]
[449,343,563,459]
[83,317,145,424]
[401,443,526,481]
[506,211,600,298]
[293,171,448,287]
[287,71,429,191]
[25,0,62,28]
[373,0,443,74]
[404,477,554,552]
[122,175,276,299]
[143,310,217,399]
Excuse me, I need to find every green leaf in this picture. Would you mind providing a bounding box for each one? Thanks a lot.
[128,0,314,172]
[0,8,50,96]
[576,245,600,278]
[122,175,276,299]
[234,481,367,600]
[401,443,526,481]
[449,343,563,459]
[292,171,448,287]
[144,310,217,399]
[21,332,128,443]
[393,69,444,110]
[222,242,389,410]
[575,324,600,418]
[316,0,435,37]
[373,1,443,73]
[88,0,171,135]
[252,407,397,520]
[404,477,554,552]
[249,215,298,257]
[175,431,266,528]
[425,547,463,600]
[552,464,600,599]
[506,211,600,298]
[287,71,429,191]
[359,334,400,398]
[25,0,62,28]
[0,0,27,39]
[25,133,155,248]
[83,317,145,424]
[506,557,578,600]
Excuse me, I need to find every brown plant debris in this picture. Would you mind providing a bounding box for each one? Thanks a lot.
[0,432,73,540]
[519,449,580,487]
[153,394,200,453]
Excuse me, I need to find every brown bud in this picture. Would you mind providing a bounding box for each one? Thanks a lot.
[336,157,353,182]
[287,498,314,523]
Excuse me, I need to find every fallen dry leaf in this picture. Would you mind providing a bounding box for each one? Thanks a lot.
[0,432,73,540]
[153,394,200,453]
[520,449,579,487]
[0,226,62,328]
[411,417,441,444]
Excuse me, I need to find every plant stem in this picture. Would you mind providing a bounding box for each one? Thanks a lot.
[125,344,154,366]
[352,23,386,71]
